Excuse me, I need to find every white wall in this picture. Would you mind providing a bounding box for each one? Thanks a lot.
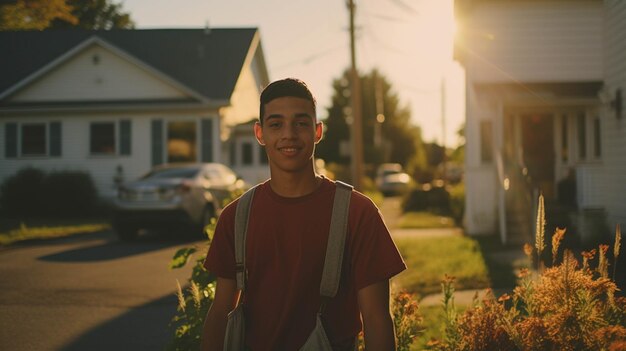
[11,44,188,102]
[0,109,218,199]
[220,48,266,141]
[602,0,626,228]
[461,1,603,84]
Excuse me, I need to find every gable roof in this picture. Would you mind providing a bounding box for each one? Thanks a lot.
[0,28,259,103]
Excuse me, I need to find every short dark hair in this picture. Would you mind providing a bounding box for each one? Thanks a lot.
[259,78,316,125]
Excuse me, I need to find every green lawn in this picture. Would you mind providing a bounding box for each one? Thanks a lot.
[393,235,491,297]
[0,218,110,246]
[397,211,456,229]
[392,235,493,350]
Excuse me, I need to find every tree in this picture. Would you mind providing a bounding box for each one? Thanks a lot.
[0,0,77,30]
[0,0,134,31]
[51,0,134,29]
[317,69,425,174]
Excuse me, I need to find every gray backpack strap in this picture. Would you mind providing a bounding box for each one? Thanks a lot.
[234,185,257,292]
[319,180,353,298]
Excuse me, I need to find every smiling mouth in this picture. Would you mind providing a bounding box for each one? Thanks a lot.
[279,146,300,155]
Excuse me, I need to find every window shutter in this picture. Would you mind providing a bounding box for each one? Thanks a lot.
[151,119,163,166]
[201,118,213,162]
[49,122,61,157]
[119,120,131,155]
[5,123,18,158]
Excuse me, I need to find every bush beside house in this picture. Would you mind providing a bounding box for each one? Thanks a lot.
[0,167,100,218]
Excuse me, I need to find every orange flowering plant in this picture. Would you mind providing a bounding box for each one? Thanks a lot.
[428,195,625,351]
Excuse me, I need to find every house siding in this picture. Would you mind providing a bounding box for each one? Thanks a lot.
[10,44,188,102]
[0,110,219,199]
[602,0,626,228]
[462,1,603,83]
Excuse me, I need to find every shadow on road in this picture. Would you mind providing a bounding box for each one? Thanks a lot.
[59,292,179,350]
[38,230,203,263]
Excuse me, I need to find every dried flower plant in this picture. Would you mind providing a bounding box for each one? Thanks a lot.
[552,227,567,265]
[614,224,622,281]
[428,223,626,351]
[599,244,610,279]
[391,290,423,351]
[535,194,546,269]
[582,249,597,272]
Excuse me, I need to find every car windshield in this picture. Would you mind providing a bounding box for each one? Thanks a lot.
[143,167,200,179]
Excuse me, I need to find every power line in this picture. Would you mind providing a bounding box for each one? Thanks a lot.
[272,43,346,72]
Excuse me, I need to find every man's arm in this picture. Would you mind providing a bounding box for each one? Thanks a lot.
[201,277,238,351]
[357,279,396,351]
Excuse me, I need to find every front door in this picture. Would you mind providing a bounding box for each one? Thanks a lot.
[521,113,555,199]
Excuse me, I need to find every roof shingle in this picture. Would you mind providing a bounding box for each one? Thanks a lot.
[0,28,258,102]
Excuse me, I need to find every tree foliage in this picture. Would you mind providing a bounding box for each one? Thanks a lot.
[0,0,134,30]
[317,69,425,172]
[0,0,77,30]
[51,0,134,29]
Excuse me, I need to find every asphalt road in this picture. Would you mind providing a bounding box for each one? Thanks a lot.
[0,230,203,351]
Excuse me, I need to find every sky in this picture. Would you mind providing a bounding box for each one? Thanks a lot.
[121,0,465,147]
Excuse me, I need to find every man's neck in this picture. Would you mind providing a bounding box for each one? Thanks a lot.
[268,171,322,198]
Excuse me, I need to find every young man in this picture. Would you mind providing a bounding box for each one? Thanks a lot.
[201,78,406,350]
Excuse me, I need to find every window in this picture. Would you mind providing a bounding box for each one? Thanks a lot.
[241,142,253,165]
[167,121,196,163]
[5,122,61,158]
[21,124,46,155]
[577,114,586,160]
[480,120,493,163]
[90,122,116,154]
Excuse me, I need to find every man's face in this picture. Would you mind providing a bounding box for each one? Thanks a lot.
[254,96,322,175]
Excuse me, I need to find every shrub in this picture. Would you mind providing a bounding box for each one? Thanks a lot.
[0,168,99,217]
[428,195,626,351]
[403,184,452,215]
[41,171,99,216]
[0,168,46,216]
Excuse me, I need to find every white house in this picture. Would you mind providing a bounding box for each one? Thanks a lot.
[0,28,270,199]
[455,0,625,243]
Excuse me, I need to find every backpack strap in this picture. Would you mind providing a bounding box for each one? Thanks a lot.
[319,180,353,298]
[234,185,257,292]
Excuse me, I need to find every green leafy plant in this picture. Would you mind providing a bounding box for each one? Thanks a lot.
[167,219,216,351]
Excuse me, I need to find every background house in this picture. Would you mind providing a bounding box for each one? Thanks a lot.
[455,0,625,243]
[0,28,270,199]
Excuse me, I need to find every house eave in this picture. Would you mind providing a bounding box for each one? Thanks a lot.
[0,99,230,115]
[0,36,212,103]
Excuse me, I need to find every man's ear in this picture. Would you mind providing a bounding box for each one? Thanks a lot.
[254,122,265,146]
[314,122,323,144]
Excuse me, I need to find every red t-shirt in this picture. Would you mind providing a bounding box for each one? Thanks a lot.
[204,177,406,351]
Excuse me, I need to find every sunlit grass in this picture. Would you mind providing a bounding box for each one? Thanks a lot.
[394,235,490,297]
[0,221,110,246]
[398,211,456,229]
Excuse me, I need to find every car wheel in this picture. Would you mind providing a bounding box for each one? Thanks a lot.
[116,225,138,241]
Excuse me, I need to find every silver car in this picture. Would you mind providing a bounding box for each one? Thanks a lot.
[113,163,246,240]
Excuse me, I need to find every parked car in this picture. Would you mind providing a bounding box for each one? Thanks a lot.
[375,163,412,196]
[113,163,247,240]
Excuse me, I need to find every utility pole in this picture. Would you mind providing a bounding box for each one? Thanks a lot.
[441,77,447,186]
[374,73,385,150]
[348,0,364,190]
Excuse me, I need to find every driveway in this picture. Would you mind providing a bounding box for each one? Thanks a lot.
[0,230,204,351]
